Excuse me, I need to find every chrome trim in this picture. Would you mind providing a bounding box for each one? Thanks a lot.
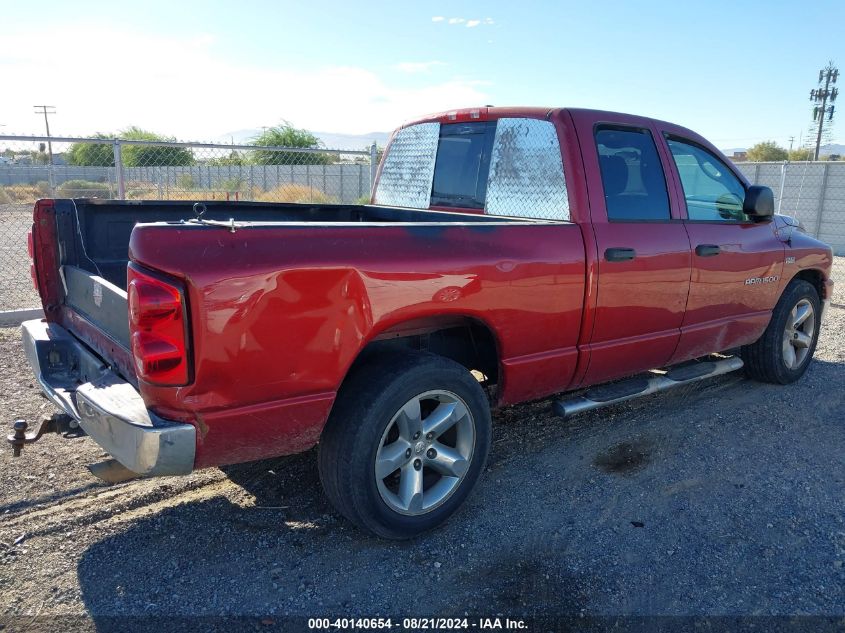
[553,356,744,419]
[20,319,195,476]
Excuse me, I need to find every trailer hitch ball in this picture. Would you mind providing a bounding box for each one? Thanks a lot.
[7,414,79,457]
[10,420,28,457]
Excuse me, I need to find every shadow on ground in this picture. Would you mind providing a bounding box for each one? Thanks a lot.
[73,359,845,622]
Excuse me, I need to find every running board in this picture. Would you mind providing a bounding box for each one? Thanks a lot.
[552,356,744,419]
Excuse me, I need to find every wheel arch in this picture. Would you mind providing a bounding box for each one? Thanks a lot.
[338,315,502,396]
[789,268,827,301]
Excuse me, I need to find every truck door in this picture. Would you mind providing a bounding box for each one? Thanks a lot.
[658,133,785,362]
[576,117,692,385]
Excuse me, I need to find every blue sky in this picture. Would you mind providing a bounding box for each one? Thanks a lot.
[1,0,842,149]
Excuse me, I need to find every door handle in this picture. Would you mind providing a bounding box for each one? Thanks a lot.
[695,244,721,257]
[604,247,636,262]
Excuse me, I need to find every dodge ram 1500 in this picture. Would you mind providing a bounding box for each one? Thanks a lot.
[11,107,834,538]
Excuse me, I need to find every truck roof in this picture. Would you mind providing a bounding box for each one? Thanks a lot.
[400,106,699,141]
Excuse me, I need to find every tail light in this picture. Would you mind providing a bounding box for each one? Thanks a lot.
[127,266,190,385]
[27,230,38,291]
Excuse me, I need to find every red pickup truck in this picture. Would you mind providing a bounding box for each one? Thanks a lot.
[13,107,834,538]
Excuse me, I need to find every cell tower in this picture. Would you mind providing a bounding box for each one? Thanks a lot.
[809,62,838,160]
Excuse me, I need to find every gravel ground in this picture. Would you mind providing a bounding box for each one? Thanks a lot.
[0,259,843,628]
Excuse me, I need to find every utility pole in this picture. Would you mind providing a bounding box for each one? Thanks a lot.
[809,63,838,160]
[33,105,56,165]
[788,136,795,153]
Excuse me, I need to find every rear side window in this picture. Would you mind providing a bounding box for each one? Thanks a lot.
[373,117,570,221]
[666,138,748,222]
[595,127,671,221]
[373,123,440,208]
[485,118,570,220]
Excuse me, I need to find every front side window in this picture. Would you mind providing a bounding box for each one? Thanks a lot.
[595,127,671,221]
[666,138,748,222]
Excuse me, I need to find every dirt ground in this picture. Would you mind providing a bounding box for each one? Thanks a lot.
[0,259,843,629]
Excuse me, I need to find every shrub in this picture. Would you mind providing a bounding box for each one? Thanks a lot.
[1,185,43,203]
[36,181,51,196]
[256,184,336,203]
[219,177,246,192]
[176,173,197,189]
[57,180,112,198]
[0,187,11,204]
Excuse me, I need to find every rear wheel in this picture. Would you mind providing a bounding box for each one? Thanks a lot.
[318,352,491,539]
[741,279,821,384]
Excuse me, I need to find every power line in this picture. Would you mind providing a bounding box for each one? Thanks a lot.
[33,105,56,165]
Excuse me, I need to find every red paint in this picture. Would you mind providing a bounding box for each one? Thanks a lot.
[128,222,586,464]
[30,107,835,472]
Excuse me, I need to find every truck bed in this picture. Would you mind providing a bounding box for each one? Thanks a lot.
[51,199,564,372]
[60,199,526,291]
[29,198,585,469]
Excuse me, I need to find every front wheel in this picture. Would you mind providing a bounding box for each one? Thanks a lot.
[318,352,492,539]
[741,279,821,384]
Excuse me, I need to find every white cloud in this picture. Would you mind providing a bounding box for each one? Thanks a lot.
[441,17,493,27]
[393,61,446,73]
[0,24,490,138]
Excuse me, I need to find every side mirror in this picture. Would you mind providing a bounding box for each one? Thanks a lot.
[743,185,774,219]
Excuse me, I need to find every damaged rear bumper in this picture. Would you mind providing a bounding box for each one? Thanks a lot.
[20,319,195,476]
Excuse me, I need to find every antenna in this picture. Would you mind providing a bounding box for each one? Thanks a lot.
[808,62,838,160]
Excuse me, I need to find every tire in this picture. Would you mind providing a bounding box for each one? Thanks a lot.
[741,279,821,384]
[318,351,492,539]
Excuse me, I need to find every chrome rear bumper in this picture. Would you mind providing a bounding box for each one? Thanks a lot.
[21,319,195,476]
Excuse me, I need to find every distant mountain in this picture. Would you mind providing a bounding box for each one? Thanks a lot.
[212,128,390,151]
[721,143,845,156]
[313,131,391,151]
[820,143,845,156]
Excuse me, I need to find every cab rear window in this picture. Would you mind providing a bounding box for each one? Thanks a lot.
[430,122,495,209]
[374,118,570,221]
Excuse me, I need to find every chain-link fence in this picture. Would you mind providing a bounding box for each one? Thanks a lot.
[2,133,845,314]
[734,161,845,248]
[1,135,376,311]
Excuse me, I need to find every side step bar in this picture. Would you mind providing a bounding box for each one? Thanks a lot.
[552,356,744,419]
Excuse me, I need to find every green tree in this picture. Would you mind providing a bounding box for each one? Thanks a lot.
[787,148,813,161]
[746,141,788,162]
[120,126,195,167]
[207,150,245,166]
[67,133,115,166]
[250,123,333,165]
